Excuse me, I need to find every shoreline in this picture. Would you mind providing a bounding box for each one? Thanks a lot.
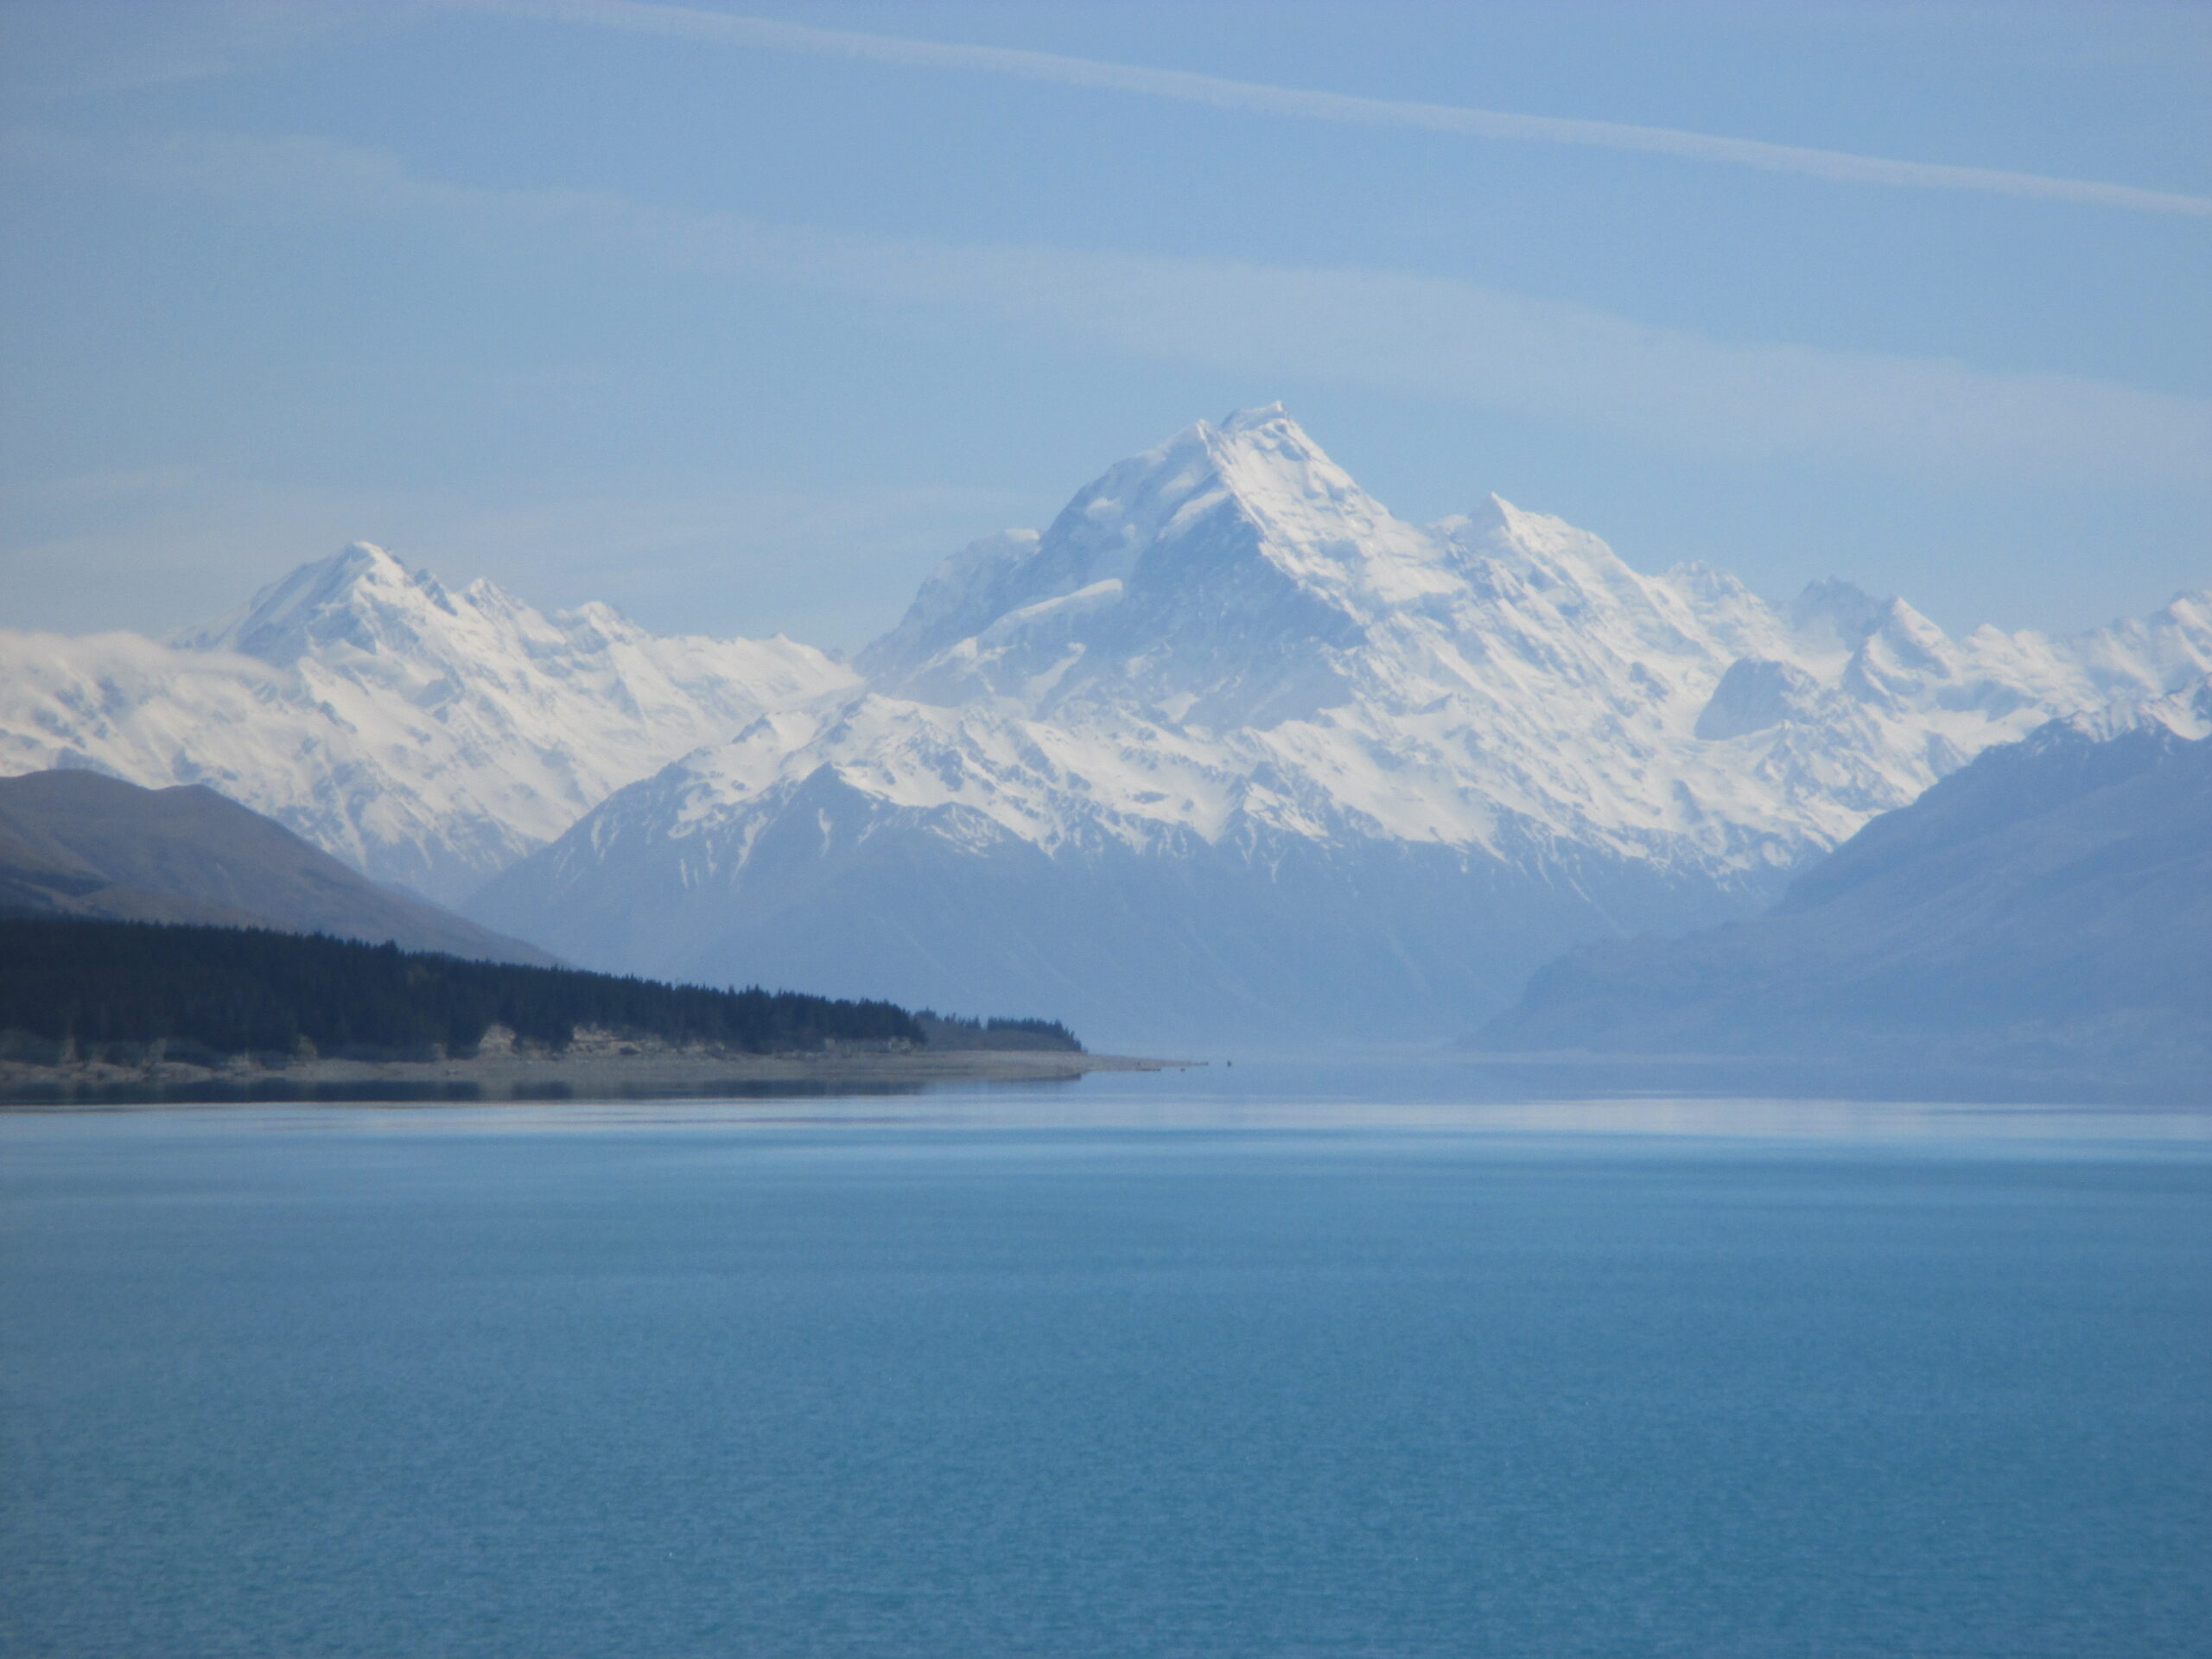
[0,1046,1189,1106]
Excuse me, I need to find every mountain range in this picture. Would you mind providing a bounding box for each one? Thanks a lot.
[5,406,2207,1044]
[466,407,2209,1042]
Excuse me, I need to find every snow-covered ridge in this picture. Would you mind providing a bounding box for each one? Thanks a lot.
[0,543,853,902]
[632,407,2211,871]
[2058,671,2212,742]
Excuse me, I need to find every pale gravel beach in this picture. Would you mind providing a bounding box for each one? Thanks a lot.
[0,1043,1185,1103]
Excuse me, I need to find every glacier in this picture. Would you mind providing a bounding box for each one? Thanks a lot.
[459,406,2211,1044]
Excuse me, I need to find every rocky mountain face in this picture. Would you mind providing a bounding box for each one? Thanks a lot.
[1474,682,2212,1080]
[0,544,852,903]
[463,408,2212,1045]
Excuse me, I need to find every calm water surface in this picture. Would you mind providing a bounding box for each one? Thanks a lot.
[3,1063,2209,1658]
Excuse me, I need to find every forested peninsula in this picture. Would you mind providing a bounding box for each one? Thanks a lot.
[0,918,1141,1103]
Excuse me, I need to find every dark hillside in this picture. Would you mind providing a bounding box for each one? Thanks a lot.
[0,918,921,1065]
[1475,714,2212,1082]
[0,770,555,965]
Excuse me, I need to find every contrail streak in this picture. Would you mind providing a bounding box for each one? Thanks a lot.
[466,0,2210,218]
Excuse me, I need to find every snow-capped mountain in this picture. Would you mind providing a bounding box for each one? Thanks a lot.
[467,407,2211,1044]
[0,543,852,902]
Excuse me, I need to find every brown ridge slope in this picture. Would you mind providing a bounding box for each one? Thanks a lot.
[0,770,556,966]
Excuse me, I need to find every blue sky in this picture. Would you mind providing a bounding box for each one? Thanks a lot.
[2,0,2206,647]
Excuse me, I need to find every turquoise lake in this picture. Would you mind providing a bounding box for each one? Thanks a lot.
[3,1065,2209,1657]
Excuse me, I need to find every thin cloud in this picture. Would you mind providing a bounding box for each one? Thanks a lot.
[5,2,417,101]
[11,126,2211,489]
[464,0,2212,218]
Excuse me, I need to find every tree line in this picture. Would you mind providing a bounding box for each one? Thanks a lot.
[913,1011,1083,1053]
[0,918,924,1065]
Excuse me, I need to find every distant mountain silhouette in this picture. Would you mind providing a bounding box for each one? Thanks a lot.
[1476,698,2212,1083]
[0,770,557,966]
